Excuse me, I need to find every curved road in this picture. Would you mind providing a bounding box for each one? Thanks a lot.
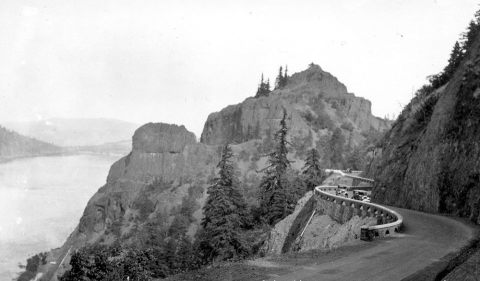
[268,207,476,281]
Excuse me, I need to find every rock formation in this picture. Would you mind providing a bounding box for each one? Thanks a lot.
[201,64,389,149]
[368,30,480,223]
[46,64,390,279]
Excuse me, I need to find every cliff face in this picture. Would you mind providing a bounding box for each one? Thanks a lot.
[201,65,390,149]
[65,123,219,249]
[51,65,390,278]
[369,33,480,223]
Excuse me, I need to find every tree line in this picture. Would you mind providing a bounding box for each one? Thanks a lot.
[255,65,289,98]
[59,110,326,281]
[418,9,480,97]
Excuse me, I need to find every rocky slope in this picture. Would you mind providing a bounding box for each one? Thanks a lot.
[45,64,390,279]
[67,123,219,246]
[0,125,60,160]
[202,64,389,150]
[368,31,480,222]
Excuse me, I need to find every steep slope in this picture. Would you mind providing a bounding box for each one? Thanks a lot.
[0,125,60,160]
[44,64,390,279]
[201,64,389,152]
[68,123,218,245]
[368,30,480,222]
[4,118,139,147]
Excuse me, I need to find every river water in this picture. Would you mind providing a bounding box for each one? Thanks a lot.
[0,154,120,280]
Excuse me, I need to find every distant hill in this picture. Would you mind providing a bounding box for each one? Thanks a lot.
[3,118,139,147]
[0,125,61,160]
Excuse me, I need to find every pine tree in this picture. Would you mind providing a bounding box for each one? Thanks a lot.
[462,20,479,51]
[255,74,271,98]
[274,66,288,89]
[258,110,292,225]
[447,42,463,75]
[200,144,248,261]
[275,66,283,89]
[302,148,325,191]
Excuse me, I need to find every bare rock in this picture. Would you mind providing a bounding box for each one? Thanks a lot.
[132,123,196,153]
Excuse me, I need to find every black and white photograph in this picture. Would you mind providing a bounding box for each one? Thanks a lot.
[1,1,480,280]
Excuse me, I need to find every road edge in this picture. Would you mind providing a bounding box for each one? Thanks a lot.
[401,218,480,281]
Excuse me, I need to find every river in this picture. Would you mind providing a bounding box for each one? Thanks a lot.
[0,154,120,280]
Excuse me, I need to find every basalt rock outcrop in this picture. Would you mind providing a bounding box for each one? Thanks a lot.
[201,64,390,150]
[368,32,480,223]
[48,64,390,279]
[69,123,219,248]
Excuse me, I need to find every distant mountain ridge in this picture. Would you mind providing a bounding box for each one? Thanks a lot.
[3,118,139,147]
[0,125,61,160]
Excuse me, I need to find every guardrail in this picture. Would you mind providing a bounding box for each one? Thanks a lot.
[325,169,375,184]
[315,185,403,241]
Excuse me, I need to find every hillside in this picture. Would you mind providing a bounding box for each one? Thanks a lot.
[0,125,60,160]
[41,64,390,279]
[4,118,139,147]
[368,22,480,223]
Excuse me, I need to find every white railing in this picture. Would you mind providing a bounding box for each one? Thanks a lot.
[315,185,403,240]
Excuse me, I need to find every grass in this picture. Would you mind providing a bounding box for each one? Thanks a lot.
[162,242,376,281]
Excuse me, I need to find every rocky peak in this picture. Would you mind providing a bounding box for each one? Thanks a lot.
[285,63,348,97]
[200,64,390,146]
[132,123,197,153]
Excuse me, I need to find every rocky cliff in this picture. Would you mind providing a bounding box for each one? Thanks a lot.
[66,123,218,247]
[201,64,389,151]
[368,31,480,223]
[47,64,390,279]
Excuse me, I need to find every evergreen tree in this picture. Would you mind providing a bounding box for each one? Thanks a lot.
[302,148,326,191]
[258,110,292,225]
[200,144,248,261]
[462,20,479,51]
[274,65,288,89]
[444,41,464,78]
[255,74,271,97]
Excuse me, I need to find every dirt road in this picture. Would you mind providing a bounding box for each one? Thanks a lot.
[267,207,476,281]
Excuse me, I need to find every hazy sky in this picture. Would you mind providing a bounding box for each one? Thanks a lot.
[0,0,478,137]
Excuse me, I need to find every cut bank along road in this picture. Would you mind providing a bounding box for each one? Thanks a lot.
[267,207,476,281]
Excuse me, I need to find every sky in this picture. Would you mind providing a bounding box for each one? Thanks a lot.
[0,0,478,137]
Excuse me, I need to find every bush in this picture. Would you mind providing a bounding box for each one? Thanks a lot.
[341,122,354,131]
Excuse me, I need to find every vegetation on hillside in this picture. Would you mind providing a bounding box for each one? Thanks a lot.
[301,148,326,191]
[395,9,480,127]
[198,144,250,261]
[255,74,271,98]
[0,125,59,158]
[59,109,331,280]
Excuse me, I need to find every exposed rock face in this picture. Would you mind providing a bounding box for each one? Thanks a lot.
[299,214,376,252]
[67,123,219,248]
[201,64,390,150]
[132,123,196,153]
[368,32,480,223]
[261,192,314,255]
[49,64,391,279]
